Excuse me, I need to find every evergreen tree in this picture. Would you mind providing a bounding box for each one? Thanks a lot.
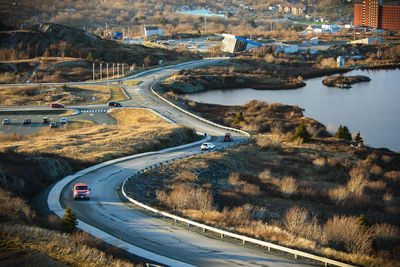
[335,125,352,141]
[61,206,78,233]
[85,51,94,62]
[234,111,244,125]
[355,132,364,145]
[291,123,312,142]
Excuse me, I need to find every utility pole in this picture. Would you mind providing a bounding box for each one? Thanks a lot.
[117,63,119,78]
[113,63,115,78]
[122,63,124,77]
[106,63,109,79]
[92,62,95,81]
[100,63,102,80]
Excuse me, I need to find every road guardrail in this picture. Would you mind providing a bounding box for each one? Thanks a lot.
[119,74,355,267]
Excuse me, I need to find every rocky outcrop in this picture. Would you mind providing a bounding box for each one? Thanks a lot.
[322,75,371,88]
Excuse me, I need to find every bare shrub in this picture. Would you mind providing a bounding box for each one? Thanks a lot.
[258,168,272,181]
[264,54,275,63]
[280,177,297,198]
[177,171,197,182]
[283,206,309,234]
[383,193,394,205]
[242,122,261,132]
[348,167,369,196]
[222,206,251,226]
[320,58,336,68]
[156,184,213,212]
[370,164,383,178]
[374,223,400,251]
[0,188,36,223]
[323,215,374,258]
[228,172,241,185]
[327,157,341,167]
[256,135,281,151]
[367,180,386,192]
[384,170,400,181]
[329,185,350,205]
[313,157,326,169]
[241,182,261,196]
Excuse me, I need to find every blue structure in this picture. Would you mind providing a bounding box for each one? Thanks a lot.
[234,36,262,47]
[112,32,123,40]
[221,34,262,53]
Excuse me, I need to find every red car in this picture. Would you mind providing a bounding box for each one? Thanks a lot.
[224,133,233,142]
[72,183,90,200]
[51,103,65,108]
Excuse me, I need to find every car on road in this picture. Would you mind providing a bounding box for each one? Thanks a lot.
[51,103,64,108]
[60,117,68,124]
[108,101,122,107]
[50,122,57,128]
[2,119,10,125]
[23,118,31,124]
[73,183,90,200]
[200,142,215,150]
[224,133,233,142]
[42,117,49,124]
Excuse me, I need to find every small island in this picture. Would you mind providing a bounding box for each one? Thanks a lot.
[322,75,371,88]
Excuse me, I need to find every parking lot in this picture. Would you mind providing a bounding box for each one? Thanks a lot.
[0,110,116,135]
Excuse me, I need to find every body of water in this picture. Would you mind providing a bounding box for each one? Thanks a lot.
[188,69,400,152]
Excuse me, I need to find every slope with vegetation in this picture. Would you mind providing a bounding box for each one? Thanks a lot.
[125,100,400,267]
[0,108,198,266]
[0,23,200,83]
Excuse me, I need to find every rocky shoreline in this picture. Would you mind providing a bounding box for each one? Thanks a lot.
[322,75,371,88]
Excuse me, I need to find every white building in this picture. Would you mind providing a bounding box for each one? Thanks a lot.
[274,43,298,54]
[144,26,164,37]
[337,56,344,67]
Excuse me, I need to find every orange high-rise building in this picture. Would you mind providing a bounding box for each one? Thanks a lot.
[354,0,400,31]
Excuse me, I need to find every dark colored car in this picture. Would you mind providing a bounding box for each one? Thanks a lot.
[51,103,65,108]
[2,119,10,125]
[42,117,49,124]
[50,122,57,128]
[23,118,31,124]
[108,101,122,107]
[224,133,233,142]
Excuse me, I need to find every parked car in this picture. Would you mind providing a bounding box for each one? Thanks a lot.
[72,183,91,200]
[42,117,49,124]
[60,117,68,124]
[108,101,122,107]
[50,122,57,128]
[224,133,233,142]
[200,142,215,150]
[23,118,31,124]
[51,103,64,108]
[2,119,10,125]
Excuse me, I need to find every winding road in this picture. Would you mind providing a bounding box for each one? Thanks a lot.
[44,59,314,266]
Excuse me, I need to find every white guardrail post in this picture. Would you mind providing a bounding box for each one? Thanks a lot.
[120,77,355,267]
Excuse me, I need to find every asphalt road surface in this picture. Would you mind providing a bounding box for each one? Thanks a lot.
[58,59,314,266]
[3,59,315,266]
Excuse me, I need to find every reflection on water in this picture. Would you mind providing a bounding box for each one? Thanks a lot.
[188,69,400,152]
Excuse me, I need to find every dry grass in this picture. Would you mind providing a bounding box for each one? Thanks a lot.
[108,86,128,102]
[0,108,194,164]
[126,134,400,266]
[0,84,112,106]
[0,223,137,267]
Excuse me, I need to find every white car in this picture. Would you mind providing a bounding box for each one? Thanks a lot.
[60,117,68,124]
[200,142,215,150]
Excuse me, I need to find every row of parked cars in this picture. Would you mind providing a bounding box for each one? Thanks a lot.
[2,117,68,127]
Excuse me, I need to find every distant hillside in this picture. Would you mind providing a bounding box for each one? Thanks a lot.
[0,23,200,65]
